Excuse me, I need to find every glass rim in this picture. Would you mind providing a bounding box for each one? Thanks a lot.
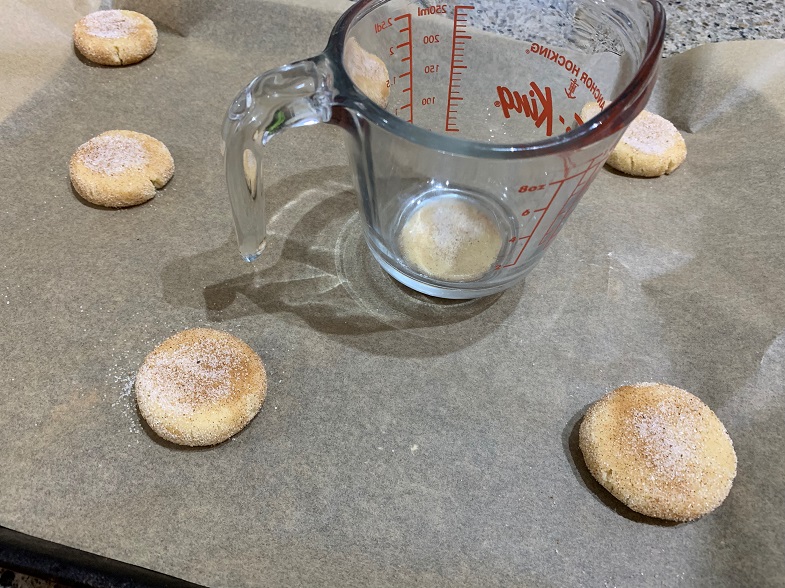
[325,0,666,159]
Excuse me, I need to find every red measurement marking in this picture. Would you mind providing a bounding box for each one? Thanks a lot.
[502,186,563,268]
[498,148,616,270]
[561,144,612,178]
[538,160,605,248]
[394,13,414,123]
[445,5,474,132]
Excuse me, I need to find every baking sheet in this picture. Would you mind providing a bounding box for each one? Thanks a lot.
[1,1,784,586]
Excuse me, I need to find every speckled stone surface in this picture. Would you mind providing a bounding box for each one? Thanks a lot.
[463,0,784,56]
[660,0,783,55]
[2,0,783,587]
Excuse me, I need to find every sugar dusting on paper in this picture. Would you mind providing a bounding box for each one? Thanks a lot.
[112,372,142,438]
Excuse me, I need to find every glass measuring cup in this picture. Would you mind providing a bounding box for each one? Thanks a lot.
[223,0,665,298]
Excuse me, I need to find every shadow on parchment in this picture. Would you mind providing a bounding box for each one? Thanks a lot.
[562,405,679,527]
[160,165,523,358]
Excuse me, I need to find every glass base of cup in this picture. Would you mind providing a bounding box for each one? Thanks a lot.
[368,242,528,299]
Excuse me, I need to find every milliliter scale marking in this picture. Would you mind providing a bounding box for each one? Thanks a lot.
[445,5,475,132]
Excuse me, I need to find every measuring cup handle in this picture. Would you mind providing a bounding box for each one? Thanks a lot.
[222,56,334,261]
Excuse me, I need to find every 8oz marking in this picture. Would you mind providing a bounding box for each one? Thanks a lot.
[519,184,545,192]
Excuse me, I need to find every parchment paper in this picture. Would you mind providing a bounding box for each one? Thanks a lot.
[1,1,784,586]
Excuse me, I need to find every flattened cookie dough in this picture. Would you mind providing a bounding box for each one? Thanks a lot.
[582,104,686,177]
[74,10,158,66]
[399,198,503,282]
[344,37,391,108]
[579,383,737,522]
[69,130,174,208]
[136,328,267,447]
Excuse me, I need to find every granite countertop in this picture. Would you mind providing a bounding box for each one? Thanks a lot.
[1,1,782,587]
[659,0,783,55]
[467,0,783,56]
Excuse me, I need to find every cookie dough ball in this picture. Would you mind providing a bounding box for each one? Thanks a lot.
[74,10,158,66]
[344,36,390,108]
[579,383,737,522]
[399,197,503,282]
[136,328,267,447]
[583,103,686,177]
[69,130,174,208]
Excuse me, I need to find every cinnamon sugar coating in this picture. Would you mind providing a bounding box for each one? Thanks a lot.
[579,383,736,521]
